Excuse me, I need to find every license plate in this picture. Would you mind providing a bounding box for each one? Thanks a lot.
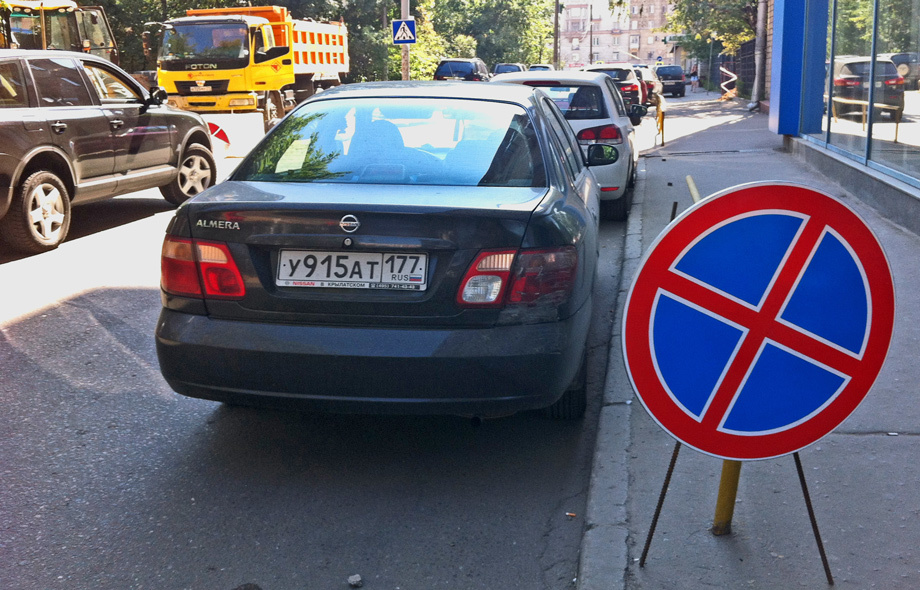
[190,85,212,92]
[277,250,428,290]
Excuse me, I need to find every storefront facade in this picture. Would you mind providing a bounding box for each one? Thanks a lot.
[771,0,920,191]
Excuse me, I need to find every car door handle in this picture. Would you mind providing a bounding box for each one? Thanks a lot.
[51,121,67,134]
[109,119,124,129]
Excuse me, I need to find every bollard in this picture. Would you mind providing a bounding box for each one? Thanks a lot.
[657,108,665,147]
[712,460,742,535]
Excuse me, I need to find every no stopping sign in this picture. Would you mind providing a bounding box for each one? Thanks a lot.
[622,183,895,460]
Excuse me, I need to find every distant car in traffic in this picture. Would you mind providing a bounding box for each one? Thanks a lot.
[581,63,645,105]
[155,81,619,420]
[653,64,686,97]
[492,70,646,220]
[493,62,527,74]
[0,49,216,254]
[433,58,491,81]
[528,64,555,71]
[633,65,663,105]
[830,56,905,119]
[879,52,919,90]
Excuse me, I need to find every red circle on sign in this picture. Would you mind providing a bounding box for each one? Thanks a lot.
[623,183,894,460]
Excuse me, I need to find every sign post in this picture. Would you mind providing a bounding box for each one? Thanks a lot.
[624,182,895,581]
[392,15,416,81]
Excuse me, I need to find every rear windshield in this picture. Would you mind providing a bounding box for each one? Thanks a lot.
[494,64,523,74]
[234,97,547,188]
[841,61,898,76]
[656,66,683,76]
[528,85,608,120]
[435,62,474,77]
[591,68,632,82]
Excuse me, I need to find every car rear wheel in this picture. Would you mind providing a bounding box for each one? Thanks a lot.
[160,143,217,206]
[541,351,587,420]
[0,170,71,254]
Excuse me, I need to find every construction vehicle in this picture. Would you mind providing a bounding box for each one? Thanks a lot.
[152,6,348,126]
[0,0,118,63]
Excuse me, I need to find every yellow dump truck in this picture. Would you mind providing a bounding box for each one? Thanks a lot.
[154,6,348,125]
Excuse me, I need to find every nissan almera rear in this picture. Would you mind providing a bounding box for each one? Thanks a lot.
[155,82,615,419]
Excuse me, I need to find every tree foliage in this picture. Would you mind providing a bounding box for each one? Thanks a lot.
[661,0,757,57]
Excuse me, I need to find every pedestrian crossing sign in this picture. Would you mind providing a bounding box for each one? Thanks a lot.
[392,19,417,44]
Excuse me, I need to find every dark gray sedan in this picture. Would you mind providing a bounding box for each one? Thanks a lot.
[155,82,618,419]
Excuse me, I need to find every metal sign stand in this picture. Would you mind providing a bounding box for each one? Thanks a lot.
[637,446,835,586]
[635,198,835,585]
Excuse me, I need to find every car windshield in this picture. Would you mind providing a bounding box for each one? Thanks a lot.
[530,84,608,120]
[495,64,522,74]
[234,96,547,187]
[656,66,682,76]
[160,23,250,60]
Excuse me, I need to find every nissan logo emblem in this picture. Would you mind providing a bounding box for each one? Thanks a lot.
[340,215,360,233]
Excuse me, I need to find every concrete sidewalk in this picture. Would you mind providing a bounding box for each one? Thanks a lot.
[579,96,920,589]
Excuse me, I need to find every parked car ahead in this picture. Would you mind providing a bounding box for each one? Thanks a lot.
[830,56,905,118]
[492,70,647,220]
[433,58,491,81]
[879,52,919,90]
[155,81,620,419]
[581,63,645,105]
[653,64,686,97]
[0,49,216,254]
[494,62,527,74]
[633,65,663,106]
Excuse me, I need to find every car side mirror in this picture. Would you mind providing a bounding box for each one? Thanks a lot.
[629,103,648,126]
[142,86,168,113]
[586,144,619,166]
[255,46,289,63]
[148,86,168,105]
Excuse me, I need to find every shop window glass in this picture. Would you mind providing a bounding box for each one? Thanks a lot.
[828,0,874,155]
[869,0,920,178]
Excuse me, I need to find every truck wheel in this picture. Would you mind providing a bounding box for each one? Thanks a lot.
[0,170,71,254]
[160,143,217,206]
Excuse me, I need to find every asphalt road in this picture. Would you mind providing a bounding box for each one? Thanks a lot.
[0,147,631,589]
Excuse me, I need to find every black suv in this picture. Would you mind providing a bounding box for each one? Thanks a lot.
[654,65,686,97]
[0,50,216,254]
[433,58,491,81]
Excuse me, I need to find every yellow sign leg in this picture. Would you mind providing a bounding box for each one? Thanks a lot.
[712,460,742,535]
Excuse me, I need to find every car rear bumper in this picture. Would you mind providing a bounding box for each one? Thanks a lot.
[154,302,591,416]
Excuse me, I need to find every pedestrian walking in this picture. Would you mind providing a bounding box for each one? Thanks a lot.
[690,66,699,92]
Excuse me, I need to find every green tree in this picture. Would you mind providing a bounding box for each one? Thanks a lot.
[660,0,757,57]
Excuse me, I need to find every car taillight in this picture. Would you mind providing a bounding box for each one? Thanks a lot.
[577,124,624,144]
[885,76,905,86]
[621,83,639,92]
[457,250,516,306]
[457,246,578,308]
[834,78,860,87]
[161,236,245,299]
[681,74,686,82]
[507,247,578,305]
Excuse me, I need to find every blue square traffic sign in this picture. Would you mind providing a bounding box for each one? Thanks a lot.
[392,19,416,44]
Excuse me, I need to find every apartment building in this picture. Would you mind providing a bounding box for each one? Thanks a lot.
[559,1,678,68]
